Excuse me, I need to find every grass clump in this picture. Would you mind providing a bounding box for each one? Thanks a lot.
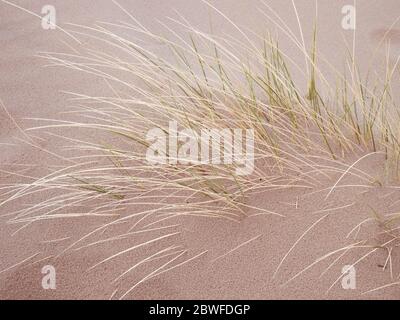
[1,1,400,298]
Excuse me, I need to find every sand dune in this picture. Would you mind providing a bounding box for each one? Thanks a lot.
[1,0,400,300]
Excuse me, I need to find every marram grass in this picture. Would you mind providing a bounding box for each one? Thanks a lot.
[1,1,400,298]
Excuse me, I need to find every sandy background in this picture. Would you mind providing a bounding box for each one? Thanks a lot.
[1,0,400,299]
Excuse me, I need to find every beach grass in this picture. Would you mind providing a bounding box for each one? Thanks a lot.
[1,0,400,298]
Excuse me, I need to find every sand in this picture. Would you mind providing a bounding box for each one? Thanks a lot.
[1,0,400,300]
